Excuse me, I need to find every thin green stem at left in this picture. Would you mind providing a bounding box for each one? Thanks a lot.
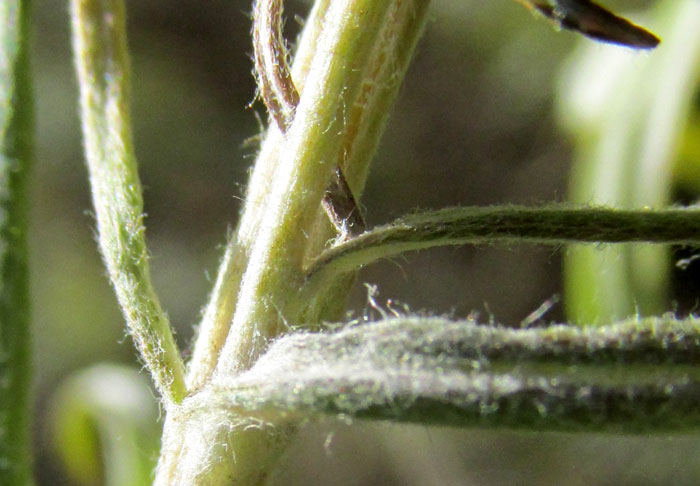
[0,1,34,484]
[70,0,186,405]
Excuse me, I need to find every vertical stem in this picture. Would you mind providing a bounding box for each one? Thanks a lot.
[158,2,432,484]
[186,0,331,391]
[70,0,186,404]
[0,1,34,484]
[214,0,396,377]
[301,0,431,322]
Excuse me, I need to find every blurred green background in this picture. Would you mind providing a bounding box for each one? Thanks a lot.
[31,0,700,484]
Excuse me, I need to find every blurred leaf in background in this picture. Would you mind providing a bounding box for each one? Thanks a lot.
[50,365,159,486]
[559,0,700,324]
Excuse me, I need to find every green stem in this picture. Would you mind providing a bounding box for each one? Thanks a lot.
[0,1,33,484]
[301,0,431,322]
[304,205,700,296]
[70,0,186,405]
[158,2,432,484]
[186,0,331,391]
[213,0,397,377]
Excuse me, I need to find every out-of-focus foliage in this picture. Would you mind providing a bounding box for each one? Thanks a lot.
[50,365,159,486]
[0,1,32,485]
[675,111,700,195]
[559,0,700,324]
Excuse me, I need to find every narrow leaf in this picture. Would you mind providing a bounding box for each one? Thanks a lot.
[305,205,700,298]
[192,317,700,432]
[518,0,659,48]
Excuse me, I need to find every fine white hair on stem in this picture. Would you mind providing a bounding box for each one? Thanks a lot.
[70,0,186,405]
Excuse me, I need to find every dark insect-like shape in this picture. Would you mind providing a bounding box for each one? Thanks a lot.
[517,0,660,49]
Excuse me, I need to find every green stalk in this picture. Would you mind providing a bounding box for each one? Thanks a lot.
[70,0,186,405]
[157,2,432,484]
[301,0,431,322]
[0,1,33,484]
[186,0,332,391]
[214,0,397,377]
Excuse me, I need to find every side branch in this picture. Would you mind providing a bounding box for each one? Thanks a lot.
[253,0,365,238]
[71,0,186,404]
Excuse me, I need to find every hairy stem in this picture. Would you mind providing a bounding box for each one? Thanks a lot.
[186,0,331,391]
[70,0,186,405]
[159,2,432,484]
[300,0,431,322]
[0,1,33,484]
[214,0,396,377]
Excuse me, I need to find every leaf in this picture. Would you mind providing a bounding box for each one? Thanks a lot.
[188,316,700,432]
[302,205,700,305]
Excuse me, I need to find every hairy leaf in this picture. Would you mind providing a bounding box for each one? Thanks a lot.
[188,316,700,433]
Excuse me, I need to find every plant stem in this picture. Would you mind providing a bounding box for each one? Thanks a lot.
[253,0,298,132]
[70,0,186,405]
[188,0,431,388]
[158,2,432,484]
[0,1,33,484]
[186,0,332,391]
[304,205,700,296]
[300,0,431,322]
[214,0,397,377]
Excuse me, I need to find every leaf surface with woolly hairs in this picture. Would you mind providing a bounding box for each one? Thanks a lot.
[186,316,700,432]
